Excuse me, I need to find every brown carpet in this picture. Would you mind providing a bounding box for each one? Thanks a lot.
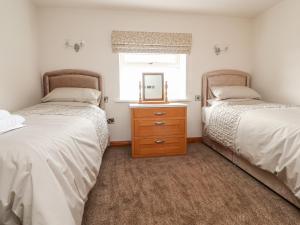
[82,143,300,225]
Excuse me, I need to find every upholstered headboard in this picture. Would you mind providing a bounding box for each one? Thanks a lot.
[202,69,250,107]
[43,69,103,105]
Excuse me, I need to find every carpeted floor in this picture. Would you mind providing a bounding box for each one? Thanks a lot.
[82,143,300,225]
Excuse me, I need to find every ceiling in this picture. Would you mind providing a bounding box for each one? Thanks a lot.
[32,0,282,18]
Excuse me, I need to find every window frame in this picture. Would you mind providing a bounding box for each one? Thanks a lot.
[117,53,189,102]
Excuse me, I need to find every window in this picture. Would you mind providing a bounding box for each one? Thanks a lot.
[119,53,187,101]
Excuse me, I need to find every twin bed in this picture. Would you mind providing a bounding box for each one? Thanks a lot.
[0,70,109,225]
[202,69,300,208]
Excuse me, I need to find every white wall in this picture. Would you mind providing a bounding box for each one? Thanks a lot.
[0,0,41,111]
[38,7,253,141]
[253,0,300,105]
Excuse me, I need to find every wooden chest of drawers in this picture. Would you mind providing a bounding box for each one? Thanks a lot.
[130,104,187,158]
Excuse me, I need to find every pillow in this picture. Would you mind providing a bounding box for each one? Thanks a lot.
[41,88,101,105]
[208,98,263,106]
[210,86,261,100]
[0,115,25,134]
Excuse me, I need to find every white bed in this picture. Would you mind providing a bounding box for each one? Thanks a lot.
[0,70,109,225]
[202,69,300,208]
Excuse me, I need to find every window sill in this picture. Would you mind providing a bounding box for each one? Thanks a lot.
[114,98,192,103]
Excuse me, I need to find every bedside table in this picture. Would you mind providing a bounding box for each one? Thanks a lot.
[129,103,187,158]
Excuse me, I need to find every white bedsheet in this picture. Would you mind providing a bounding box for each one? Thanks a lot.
[205,102,300,200]
[0,103,109,225]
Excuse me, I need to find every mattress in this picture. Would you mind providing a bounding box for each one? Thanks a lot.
[204,101,300,201]
[0,102,109,225]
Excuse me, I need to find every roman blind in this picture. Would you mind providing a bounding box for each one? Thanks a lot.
[111,31,192,54]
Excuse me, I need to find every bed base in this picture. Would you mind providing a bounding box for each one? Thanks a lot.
[203,136,300,209]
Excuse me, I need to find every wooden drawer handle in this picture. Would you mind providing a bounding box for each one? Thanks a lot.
[154,121,165,126]
[154,140,165,144]
[154,112,166,116]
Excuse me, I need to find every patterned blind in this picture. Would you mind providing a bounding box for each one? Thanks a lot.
[111,31,192,54]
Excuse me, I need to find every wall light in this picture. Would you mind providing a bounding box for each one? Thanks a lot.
[214,45,229,56]
[65,40,85,53]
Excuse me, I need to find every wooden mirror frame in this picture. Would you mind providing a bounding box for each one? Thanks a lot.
[140,73,166,103]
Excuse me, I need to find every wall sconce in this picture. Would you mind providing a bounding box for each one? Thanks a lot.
[65,40,85,53]
[214,45,229,56]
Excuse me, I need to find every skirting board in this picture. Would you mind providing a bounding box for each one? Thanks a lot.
[110,137,202,147]
[187,137,203,143]
[110,141,131,147]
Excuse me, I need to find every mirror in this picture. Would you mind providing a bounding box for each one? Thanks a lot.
[142,73,164,102]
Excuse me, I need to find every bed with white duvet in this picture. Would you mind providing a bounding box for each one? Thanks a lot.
[202,69,300,207]
[0,69,109,225]
[0,102,108,225]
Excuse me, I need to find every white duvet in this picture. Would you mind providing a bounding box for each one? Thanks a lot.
[206,102,300,200]
[0,110,26,135]
[236,107,300,199]
[0,103,109,225]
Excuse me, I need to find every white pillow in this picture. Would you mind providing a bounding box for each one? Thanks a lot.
[41,88,101,105]
[208,98,263,106]
[210,86,261,100]
[0,115,25,134]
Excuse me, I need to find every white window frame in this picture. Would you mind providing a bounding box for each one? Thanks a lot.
[118,53,188,102]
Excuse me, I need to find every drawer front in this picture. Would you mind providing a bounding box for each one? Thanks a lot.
[134,119,185,137]
[133,107,185,119]
[133,136,186,157]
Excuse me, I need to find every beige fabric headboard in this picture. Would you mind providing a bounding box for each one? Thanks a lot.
[202,69,250,107]
[43,69,103,106]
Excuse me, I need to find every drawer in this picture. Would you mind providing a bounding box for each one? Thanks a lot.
[132,107,185,119]
[133,136,186,157]
[134,119,185,137]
